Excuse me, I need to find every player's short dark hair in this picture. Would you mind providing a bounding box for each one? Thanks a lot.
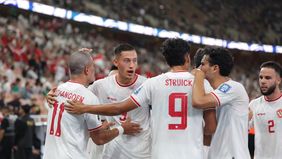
[203,47,234,76]
[194,48,205,68]
[161,38,190,67]
[114,43,135,57]
[110,65,118,71]
[260,61,282,77]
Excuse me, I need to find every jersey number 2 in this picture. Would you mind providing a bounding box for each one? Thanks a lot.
[50,101,65,137]
[268,120,275,133]
[168,93,188,130]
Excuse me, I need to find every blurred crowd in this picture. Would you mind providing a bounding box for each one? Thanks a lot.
[33,0,282,45]
[0,11,166,115]
[0,9,270,117]
[0,2,281,158]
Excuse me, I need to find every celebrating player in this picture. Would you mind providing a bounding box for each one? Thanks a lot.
[43,50,141,159]
[192,47,250,159]
[249,61,282,159]
[65,38,216,159]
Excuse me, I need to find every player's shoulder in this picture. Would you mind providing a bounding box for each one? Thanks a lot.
[221,79,246,93]
[136,74,147,81]
[249,96,264,109]
[89,75,113,91]
[251,96,264,102]
[81,89,99,104]
[59,81,96,97]
[58,81,83,91]
[95,75,113,85]
[227,80,245,89]
[144,73,165,83]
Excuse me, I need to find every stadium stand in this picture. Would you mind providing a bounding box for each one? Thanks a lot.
[0,1,282,158]
[32,0,282,45]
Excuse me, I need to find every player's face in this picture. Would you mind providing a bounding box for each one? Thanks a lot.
[200,55,215,81]
[259,67,280,96]
[114,50,138,80]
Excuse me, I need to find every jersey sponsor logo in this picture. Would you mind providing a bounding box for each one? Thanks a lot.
[218,84,231,93]
[107,96,117,101]
[257,113,266,116]
[277,109,282,118]
[133,86,143,95]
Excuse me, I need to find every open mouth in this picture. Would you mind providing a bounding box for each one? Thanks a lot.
[127,70,134,74]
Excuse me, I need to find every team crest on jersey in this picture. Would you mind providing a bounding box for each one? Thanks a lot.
[133,86,143,95]
[218,84,231,93]
[277,109,282,118]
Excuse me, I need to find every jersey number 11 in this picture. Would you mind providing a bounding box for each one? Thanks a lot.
[50,101,65,137]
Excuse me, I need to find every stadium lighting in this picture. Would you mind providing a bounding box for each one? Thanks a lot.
[1,0,281,54]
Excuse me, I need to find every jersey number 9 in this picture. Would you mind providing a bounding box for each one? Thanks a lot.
[168,93,188,130]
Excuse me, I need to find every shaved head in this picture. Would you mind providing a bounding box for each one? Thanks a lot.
[68,51,93,75]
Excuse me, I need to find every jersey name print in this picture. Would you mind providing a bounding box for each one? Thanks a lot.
[43,81,101,159]
[131,72,213,159]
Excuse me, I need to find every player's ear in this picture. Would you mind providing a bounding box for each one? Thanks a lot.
[276,74,281,85]
[84,65,89,75]
[185,54,190,65]
[213,65,219,73]
[113,58,118,67]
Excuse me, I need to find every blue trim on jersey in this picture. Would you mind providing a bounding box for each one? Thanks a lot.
[133,86,143,95]
[218,84,231,93]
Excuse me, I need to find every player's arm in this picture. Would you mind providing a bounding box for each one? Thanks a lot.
[203,109,216,146]
[192,69,217,109]
[248,108,253,121]
[203,109,217,135]
[65,98,138,115]
[248,102,255,129]
[203,134,212,146]
[90,118,142,145]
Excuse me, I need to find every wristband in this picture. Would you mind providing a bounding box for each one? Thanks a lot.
[114,125,124,137]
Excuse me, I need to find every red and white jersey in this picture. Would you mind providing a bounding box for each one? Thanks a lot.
[130,72,213,159]
[88,74,151,159]
[209,80,250,159]
[249,93,282,159]
[43,81,102,159]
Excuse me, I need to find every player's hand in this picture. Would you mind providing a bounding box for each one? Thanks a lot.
[121,117,142,135]
[248,108,253,121]
[46,88,57,107]
[65,100,86,114]
[192,68,205,78]
[101,121,115,130]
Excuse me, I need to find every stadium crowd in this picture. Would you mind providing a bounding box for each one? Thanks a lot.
[1,6,279,115]
[0,11,266,115]
[0,2,281,158]
[33,0,282,45]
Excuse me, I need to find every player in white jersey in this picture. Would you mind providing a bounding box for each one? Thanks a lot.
[43,50,141,159]
[192,47,250,159]
[249,61,282,159]
[87,44,151,159]
[194,48,217,159]
[65,38,217,159]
